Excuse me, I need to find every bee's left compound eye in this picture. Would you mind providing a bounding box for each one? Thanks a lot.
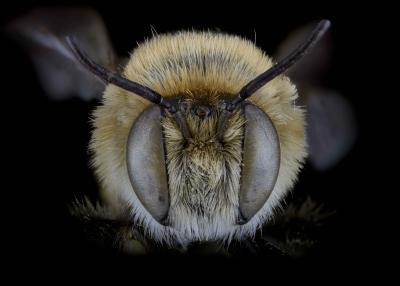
[238,104,280,223]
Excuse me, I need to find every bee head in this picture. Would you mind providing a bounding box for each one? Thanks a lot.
[67,20,330,244]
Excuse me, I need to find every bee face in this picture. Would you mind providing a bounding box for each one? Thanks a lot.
[89,30,314,245]
[125,90,282,242]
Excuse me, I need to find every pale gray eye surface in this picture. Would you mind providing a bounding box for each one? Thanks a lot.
[239,104,280,221]
[126,106,169,224]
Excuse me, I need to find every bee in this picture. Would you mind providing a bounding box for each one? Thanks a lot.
[8,8,355,255]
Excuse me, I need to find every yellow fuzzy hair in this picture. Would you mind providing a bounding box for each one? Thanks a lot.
[90,31,307,245]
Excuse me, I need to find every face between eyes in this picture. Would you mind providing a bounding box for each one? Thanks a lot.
[163,97,245,240]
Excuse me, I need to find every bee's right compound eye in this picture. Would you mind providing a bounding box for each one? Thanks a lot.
[126,106,170,225]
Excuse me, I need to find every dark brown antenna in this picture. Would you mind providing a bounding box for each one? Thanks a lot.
[66,36,176,113]
[227,19,331,111]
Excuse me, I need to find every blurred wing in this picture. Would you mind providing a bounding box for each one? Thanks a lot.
[275,21,357,170]
[7,7,117,100]
[305,88,357,171]
[275,21,333,85]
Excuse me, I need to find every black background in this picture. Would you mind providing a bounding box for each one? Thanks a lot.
[1,0,385,275]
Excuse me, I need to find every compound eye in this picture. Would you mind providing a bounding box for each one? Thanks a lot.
[238,104,280,223]
[126,106,169,224]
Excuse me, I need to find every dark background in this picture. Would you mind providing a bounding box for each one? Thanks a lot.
[1,0,383,273]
